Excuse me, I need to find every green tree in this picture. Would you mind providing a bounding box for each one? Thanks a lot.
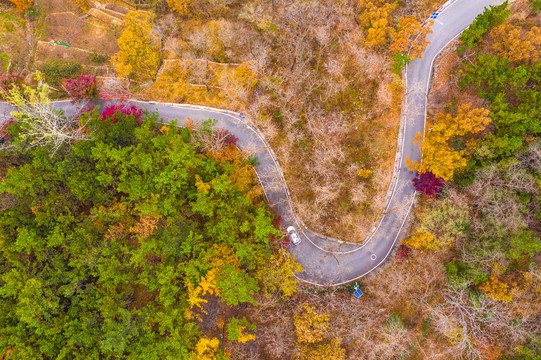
[458,1,510,52]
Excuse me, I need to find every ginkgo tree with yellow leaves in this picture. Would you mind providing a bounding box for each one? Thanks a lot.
[112,11,161,81]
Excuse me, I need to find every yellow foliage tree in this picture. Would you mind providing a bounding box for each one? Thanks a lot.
[358,0,397,47]
[406,103,491,181]
[479,275,514,303]
[167,0,228,17]
[192,337,221,360]
[167,0,192,15]
[297,338,346,360]
[184,269,219,320]
[233,61,258,90]
[294,304,330,344]
[403,229,438,250]
[112,11,161,80]
[490,24,541,64]
[256,250,303,297]
[8,0,32,12]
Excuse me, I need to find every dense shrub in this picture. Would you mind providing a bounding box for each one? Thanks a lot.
[64,75,98,103]
[89,51,109,64]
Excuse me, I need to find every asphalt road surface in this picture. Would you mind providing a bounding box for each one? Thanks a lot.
[0,0,506,286]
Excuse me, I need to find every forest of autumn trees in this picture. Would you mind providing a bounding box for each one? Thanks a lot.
[0,80,302,358]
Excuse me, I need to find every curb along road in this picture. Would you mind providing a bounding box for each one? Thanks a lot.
[0,0,506,286]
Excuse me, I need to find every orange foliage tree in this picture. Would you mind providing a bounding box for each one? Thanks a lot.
[390,16,433,60]
[358,0,397,47]
[207,143,262,201]
[489,24,541,64]
[9,0,32,12]
[478,275,514,303]
[406,104,491,181]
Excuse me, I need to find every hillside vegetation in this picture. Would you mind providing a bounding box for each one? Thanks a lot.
[0,81,301,358]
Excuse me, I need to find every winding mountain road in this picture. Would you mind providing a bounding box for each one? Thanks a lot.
[0,0,505,286]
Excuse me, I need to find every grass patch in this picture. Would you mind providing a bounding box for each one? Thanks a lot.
[40,59,83,86]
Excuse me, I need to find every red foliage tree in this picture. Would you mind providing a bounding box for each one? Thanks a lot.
[394,244,411,263]
[0,73,24,94]
[214,128,239,146]
[412,171,445,197]
[101,104,143,125]
[64,75,98,103]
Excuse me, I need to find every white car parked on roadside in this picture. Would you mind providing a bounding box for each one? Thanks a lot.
[287,226,301,245]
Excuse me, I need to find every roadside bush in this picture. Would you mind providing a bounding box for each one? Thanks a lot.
[64,75,98,103]
[0,119,17,143]
[40,59,83,86]
[101,104,143,124]
[391,51,410,74]
[214,128,238,147]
